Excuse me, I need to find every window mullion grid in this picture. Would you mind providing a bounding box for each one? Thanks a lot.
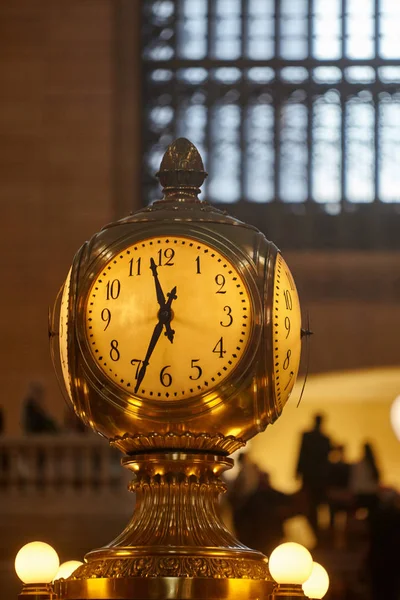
[374,0,380,203]
[147,57,400,70]
[373,90,380,204]
[273,0,281,202]
[341,0,347,209]
[205,0,214,194]
[172,1,179,142]
[240,0,249,202]
[142,0,392,213]
[307,0,314,204]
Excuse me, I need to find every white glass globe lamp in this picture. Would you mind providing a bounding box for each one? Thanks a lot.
[302,562,329,599]
[390,395,400,441]
[269,542,313,598]
[15,541,60,600]
[15,541,60,584]
[54,560,84,581]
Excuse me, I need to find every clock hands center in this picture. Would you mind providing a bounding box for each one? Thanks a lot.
[162,286,177,343]
[134,284,177,394]
[150,258,177,344]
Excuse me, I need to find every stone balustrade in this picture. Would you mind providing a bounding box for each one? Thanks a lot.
[0,434,133,515]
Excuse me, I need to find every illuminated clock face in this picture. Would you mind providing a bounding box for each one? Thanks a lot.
[59,267,73,401]
[272,254,302,411]
[85,236,253,401]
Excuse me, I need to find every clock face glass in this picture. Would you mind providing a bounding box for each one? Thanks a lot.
[85,236,253,401]
[59,267,73,401]
[272,254,302,411]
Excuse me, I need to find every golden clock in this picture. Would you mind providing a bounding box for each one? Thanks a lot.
[85,235,253,402]
[49,139,305,600]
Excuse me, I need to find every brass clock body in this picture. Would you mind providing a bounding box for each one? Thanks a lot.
[51,139,302,455]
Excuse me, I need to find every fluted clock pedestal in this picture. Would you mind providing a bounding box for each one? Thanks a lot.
[56,452,273,600]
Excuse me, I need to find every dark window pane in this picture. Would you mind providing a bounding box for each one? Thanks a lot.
[379,94,400,202]
[346,93,375,203]
[312,91,341,204]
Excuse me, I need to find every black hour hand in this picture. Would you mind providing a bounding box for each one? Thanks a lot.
[150,258,166,308]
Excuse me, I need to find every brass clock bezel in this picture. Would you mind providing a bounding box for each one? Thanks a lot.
[75,224,263,421]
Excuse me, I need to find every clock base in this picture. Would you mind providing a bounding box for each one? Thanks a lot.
[56,452,273,599]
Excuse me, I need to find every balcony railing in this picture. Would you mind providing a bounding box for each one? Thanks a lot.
[0,435,133,515]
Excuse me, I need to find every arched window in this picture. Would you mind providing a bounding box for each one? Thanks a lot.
[142,0,400,248]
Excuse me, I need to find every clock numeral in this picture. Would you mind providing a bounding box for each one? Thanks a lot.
[220,305,233,327]
[284,316,291,339]
[160,365,172,387]
[212,337,226,358]
[110,339,120,362]
[130,358,142,378]
[189,359,202,380]
[285,270,295,291]
[157,247,175,267]
[283,289,292,310]
[195,255,201,274]
[215,274,226,294]
[101,308,111,331]
[284,371,294,390]
[283,348,291,370]
[129,257,141,276]
[106,279,121,300]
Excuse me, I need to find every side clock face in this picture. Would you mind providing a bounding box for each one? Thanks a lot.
[85,236,253,401]
[272,254,302,411]
[59,267,73,401]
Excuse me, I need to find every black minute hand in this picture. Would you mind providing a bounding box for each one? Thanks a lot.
[133,286,177,394]
[134,320,163,394]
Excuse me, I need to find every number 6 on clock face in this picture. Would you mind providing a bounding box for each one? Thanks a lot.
[85,236,254,401]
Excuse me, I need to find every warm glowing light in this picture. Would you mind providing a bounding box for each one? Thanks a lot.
[390,395,400,440]
[302,562,330,598]
[15,541,60,584]
[54,560,83,581]
[269,542,313,585]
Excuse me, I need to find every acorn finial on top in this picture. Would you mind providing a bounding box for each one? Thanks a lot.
[156,138,208,200]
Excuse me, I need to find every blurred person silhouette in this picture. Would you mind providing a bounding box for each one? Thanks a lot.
[349,441,380,517]
[327,444,352,528]
[19,383,59,484]
[22,382,59,434]
[228,453,261,543]
[229,452,261,510]
[0,405,7,481]
[232,469,293,556]
[368,488,400,600]
[296,413,332,536]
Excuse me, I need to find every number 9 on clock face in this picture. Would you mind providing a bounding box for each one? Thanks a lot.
[85,236,253,401]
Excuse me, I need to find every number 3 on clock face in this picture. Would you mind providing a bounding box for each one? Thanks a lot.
[85,236,253,401]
